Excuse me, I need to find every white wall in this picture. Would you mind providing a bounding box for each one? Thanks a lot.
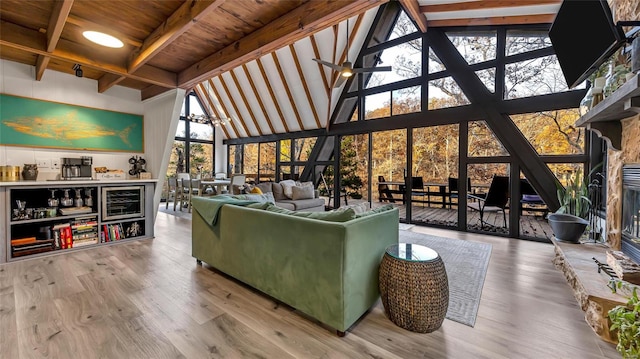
[0,59,184,219]
[0,60,144,176]
[143,88,185,220]
[214,126,227,174]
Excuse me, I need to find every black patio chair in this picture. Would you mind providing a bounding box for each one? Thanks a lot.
[409,176,426,206]
[447,177,471,208]
[467,175,509,229]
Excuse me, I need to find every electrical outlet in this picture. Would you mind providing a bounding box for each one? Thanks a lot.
[37,159,50,169]
[51,159,60,169]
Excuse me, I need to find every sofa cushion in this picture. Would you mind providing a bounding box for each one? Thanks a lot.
[246,202,271,210]
[232,192,276,204]
[265,204,356,222]
[291,185,315,200]
[271,182,288,200]
[255,182,273,194]
[280,179,297,199]
[278,198,325,210]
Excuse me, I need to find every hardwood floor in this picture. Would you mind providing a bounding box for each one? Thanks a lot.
[0,210,619,358]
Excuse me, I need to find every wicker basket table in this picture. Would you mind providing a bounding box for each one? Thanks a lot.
[379,243,448,333]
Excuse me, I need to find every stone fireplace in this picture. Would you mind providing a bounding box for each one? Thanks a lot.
[605,115,640,253]
[621,165,640,262]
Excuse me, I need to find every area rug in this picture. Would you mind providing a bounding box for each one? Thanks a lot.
[397,230,492,327]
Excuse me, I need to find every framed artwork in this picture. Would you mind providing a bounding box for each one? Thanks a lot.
[0,94,144,152]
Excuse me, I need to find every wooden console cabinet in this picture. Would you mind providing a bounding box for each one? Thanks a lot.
[0,180,156,263]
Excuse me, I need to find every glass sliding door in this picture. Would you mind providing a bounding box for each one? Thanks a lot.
[372,130,407,221]
[411,125,459,227]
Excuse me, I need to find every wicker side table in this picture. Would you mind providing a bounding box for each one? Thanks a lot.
[379,243,449,333]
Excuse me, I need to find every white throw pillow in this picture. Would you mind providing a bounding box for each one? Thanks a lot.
[339,202,369,214]
[280,179,297,199]
[291,185,315,200]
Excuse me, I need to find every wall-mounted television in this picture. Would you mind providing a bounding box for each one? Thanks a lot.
[549,0,627,89]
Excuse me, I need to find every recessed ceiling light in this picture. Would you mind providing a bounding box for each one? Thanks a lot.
[82,31,124,48]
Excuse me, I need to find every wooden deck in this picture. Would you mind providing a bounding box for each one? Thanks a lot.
[371,202,553,241]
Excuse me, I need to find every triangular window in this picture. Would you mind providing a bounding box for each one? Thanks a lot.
[467,121,509,157]
[428,77,470,110]
[446,31,497,65]
[506,30,552,56]
[388,11,418,40]
[475,68,496,93]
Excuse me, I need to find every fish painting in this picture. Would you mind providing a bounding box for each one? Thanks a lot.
[2,111,134,147]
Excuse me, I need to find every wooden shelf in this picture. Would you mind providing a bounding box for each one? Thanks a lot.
[575,74,640,150]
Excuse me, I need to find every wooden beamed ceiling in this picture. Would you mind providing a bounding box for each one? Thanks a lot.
[0,0,563,139]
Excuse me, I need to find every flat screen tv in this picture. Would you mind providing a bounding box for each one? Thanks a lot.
[549,0,627,88]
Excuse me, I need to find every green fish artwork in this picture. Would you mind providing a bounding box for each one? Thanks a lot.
[0,94,143,152]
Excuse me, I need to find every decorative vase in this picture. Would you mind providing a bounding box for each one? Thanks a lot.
[21,164,38,180]
[548,213,588,243]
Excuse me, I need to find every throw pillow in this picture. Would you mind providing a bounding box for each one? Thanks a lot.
[255,182,273,194]
[280,179,297,199]
[291,185,315,200]
[250,186,263,194]
[355,204,395,218]
[339,202,369,214]
[264,204,356,222]
[271,182,287,200]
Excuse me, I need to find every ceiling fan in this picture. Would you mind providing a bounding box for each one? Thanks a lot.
[313,19,392,88]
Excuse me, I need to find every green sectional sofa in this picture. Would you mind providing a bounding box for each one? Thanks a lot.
[191,197,399,334]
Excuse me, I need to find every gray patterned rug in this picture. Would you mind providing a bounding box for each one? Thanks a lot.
[398,230,492,327]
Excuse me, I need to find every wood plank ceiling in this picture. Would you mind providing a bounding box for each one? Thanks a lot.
[0,0,562,140]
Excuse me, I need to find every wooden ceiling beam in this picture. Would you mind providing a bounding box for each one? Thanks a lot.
[128,0,225,73]
[178,0,388,88]
[397,0,427,33]
[218,75,251,136]
[98,73,126,93]
[66,15,143,48]
[209,79,242,138]
[256,58,289,133]
[242,64,276,134]
[289,44,322,129]
[310,35,330,97]
[35,55,50,81]
[427,14,555,27]
[0,20,177,88]
[271,52,306,131]
[229,69,264,136]
[419,0,561,13]
[197,83,231,139]
[36,0,74,81]
[47,0,74,52]
[141,85,172,101]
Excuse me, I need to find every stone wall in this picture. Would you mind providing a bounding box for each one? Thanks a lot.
[606,115,640,249]
[604,0,640,249]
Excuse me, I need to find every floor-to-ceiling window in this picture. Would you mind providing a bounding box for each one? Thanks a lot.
[166,92,215,178]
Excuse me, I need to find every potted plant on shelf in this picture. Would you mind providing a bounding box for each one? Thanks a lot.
[547,168,591,243]
[608,288,640,358]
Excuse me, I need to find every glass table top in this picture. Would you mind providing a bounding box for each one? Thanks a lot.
[386,243,438,262]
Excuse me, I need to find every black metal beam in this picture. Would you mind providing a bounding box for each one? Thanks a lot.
[223,128,326,145]
[426,29,563,211]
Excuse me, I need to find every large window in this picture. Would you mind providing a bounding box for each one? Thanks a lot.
[167,92,216,178]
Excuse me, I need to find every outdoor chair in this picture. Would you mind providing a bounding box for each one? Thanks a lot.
[448,177,472,208]
[467,175,509,229]
[519,178,548,217]
[378,175,402,203]
[409,176,426,207]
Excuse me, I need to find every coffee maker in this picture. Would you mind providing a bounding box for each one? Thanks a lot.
[61,156,93,180]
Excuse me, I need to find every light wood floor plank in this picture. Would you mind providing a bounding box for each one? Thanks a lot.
[0,210,621,358]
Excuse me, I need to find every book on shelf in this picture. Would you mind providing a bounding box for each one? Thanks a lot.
[11,237,36,246]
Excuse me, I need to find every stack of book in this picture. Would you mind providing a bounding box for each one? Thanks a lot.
[71,217,99,247]
[101,223,125,242]
[11,237,54,257]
